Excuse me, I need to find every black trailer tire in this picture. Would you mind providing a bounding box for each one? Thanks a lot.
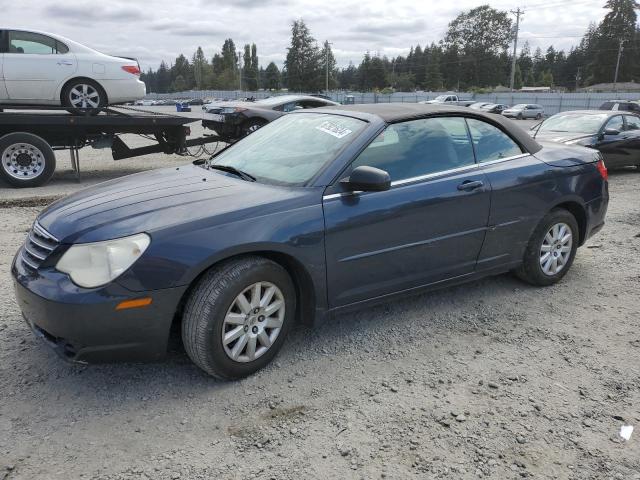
[182,256,296,380]
[62,78,107,115]
[0,133,56,188]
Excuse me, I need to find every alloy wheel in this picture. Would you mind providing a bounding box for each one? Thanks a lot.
[1,143,45,180]
[221,281,285,363]
[539,222,573,276]
[69,84,101,109]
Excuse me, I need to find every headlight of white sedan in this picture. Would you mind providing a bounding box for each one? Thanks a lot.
[56,233,150,288]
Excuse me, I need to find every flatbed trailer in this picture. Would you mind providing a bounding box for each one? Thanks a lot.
[0,106,223,188]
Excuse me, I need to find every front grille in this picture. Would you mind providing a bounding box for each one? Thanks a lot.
[21,222,59,271]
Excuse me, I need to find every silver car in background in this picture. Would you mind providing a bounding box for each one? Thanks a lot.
[502,104,545,120]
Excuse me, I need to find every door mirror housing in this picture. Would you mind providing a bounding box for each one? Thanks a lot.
[341,166,391,192]
[603,128,620,136]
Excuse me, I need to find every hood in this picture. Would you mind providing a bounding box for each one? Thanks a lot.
[533,131,596,145]
[38,165,315,244]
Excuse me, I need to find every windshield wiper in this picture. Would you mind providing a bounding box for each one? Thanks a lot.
[208,164,256,182]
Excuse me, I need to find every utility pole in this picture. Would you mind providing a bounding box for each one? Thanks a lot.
[509,8,523,92]
[575,67,581,91]
[614,39,624,91]
[325,41,333,93]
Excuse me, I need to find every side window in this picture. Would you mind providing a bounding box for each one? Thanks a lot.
[297,100,326,109]
[606,115,624,132]
[276,102,297,112]
[350,117,476,182]
[8,31,65,54]
[625,115,640,131]
[466,118,523,163]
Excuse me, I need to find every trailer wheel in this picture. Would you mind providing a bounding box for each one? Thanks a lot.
[0,133,56,188]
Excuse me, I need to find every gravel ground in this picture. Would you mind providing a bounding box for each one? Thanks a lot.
[1,115,639,479]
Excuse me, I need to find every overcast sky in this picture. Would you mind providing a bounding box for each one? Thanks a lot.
[4,0,611,70]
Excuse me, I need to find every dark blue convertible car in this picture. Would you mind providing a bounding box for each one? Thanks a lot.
[12,104,609,379]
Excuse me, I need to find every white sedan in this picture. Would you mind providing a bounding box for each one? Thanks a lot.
[0,28,146,110]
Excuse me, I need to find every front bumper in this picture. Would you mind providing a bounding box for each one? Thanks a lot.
[12,257,186,363]
[202,112,245,139]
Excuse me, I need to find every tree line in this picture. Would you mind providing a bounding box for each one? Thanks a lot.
[141,0,640,94]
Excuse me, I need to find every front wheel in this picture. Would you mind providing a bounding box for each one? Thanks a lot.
[536,113,543,120]
[515,209,579,286]
[0,133,56,187]
[62,79,106,115]
[182,256,296,380]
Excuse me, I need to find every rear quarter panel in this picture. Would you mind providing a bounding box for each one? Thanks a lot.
[478,150,606,270]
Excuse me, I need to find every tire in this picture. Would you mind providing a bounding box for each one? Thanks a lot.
[62,79,107,115]
[0,133,56,188]
[517,113,524,120]
[515,209,579,286]
[536,113,542,120]
[182,256,296,380]
[241,118,267,136]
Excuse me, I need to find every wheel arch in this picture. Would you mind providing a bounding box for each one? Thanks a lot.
[173,250,317,333]
[59,77,109,105]
[549,200,587,245]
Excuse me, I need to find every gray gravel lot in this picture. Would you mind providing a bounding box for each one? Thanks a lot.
[1,114,639,479]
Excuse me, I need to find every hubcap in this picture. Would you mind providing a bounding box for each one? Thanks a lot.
[221,281,285,363]
[2,143,45,180]
[69,84,100,109]
[539,222,573,276]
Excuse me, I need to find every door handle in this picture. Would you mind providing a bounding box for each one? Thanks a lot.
[57,61,73,66]
[457,180,484,191]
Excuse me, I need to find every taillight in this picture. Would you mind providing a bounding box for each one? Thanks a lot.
[596,158,608,181]
[122,65,141,76]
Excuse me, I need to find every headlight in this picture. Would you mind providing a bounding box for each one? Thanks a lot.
[56,233,150,288]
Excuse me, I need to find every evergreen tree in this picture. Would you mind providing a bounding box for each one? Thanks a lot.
[590,0,639,83]
[156,61,171,93]
[192,47,208,89]
[285,19,322,91]
[264,62,280,90]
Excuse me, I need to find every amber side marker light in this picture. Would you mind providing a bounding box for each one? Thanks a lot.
[116,298,153,310]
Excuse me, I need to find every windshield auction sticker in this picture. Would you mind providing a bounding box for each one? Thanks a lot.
[315,121,353,139]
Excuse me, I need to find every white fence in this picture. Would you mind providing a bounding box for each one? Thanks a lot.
[147,90,640,115]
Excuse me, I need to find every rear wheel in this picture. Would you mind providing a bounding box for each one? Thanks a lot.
[62,79,106,115]
[0,133,56,188]
[182,256,296,380]
[515,209,579,286]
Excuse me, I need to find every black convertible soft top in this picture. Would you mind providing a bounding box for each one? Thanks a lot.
[317,103,543,155]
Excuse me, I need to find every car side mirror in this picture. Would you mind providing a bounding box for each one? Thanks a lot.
[603,128,620,136]
[341,166,391,192]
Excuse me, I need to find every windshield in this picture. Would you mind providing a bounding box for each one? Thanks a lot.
[511,104,527,110]
[538,113,609,134]
[209,113,366,185]
[434,95,449,102]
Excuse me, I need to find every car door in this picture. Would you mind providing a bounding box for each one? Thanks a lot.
[618,114,640,166]
[597,115,627,167]
[3,30,77,101]
[466,117,551,269]
[322,116,491,308]
[0,30,8,101]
